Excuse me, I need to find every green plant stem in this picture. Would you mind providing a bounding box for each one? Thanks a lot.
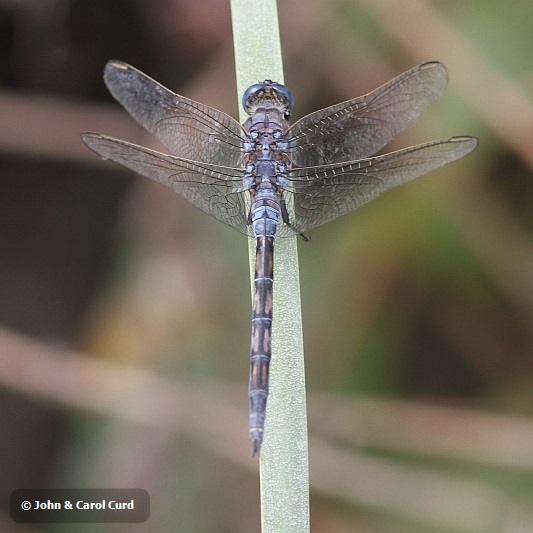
[230,1,310,531]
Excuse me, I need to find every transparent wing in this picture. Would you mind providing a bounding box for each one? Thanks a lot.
[287,62,449,167]
[278,136,478,236]
[81,133,250,235]
[103,60,244,166]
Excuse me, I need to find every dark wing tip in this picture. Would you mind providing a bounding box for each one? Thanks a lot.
[420,60,446,71]
[80,132,96,148]
[103,60,141,96]
[80,132,110,160]
[80,132,98,146]
[419,61,449,88]
[420,61,448,80]
[104,59,130,74]
[449,135,479,155]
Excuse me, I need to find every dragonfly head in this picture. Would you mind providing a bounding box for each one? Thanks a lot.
[242,80,294,118]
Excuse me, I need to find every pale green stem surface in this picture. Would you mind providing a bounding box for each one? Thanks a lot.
[230,1,310,532]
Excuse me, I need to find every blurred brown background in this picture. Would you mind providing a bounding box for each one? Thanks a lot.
[0,0,532,531]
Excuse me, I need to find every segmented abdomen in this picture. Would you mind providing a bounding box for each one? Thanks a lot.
[248,233,274,456]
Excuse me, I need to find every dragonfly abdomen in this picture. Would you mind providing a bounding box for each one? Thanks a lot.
[249,231,275,456]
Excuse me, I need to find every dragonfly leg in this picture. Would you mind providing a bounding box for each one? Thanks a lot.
[280,197,290,225]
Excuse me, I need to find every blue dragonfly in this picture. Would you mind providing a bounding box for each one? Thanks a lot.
[82,60,477,455]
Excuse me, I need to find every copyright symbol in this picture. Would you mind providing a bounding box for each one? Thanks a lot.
[20,501,32,511]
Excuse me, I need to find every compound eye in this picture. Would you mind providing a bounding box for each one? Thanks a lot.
[270,83,294,112]
[242,83,265,113]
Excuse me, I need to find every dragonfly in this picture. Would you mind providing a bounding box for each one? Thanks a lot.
[82,60,477,456]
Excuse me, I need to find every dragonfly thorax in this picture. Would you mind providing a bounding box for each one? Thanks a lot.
[244,109,290,135]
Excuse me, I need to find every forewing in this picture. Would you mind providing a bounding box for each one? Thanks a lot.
[103,61,244,166]
[81,133,250,235]
[280,136,477,235]
[288,62,449,167]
